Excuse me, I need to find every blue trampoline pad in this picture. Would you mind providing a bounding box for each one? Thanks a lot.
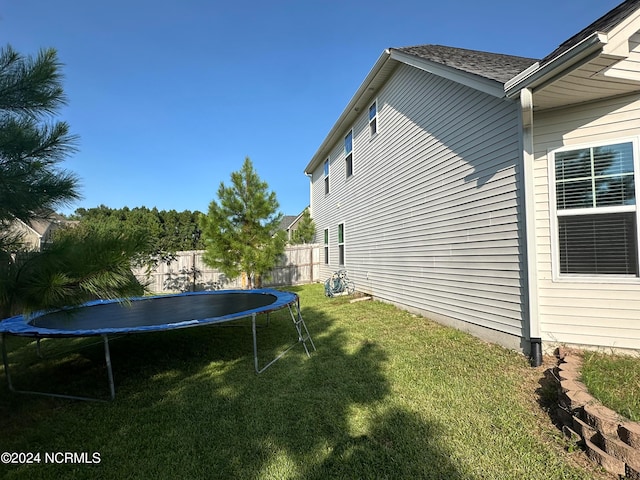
[0,289,298,337]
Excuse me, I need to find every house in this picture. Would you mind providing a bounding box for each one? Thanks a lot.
[279,214,300,241]
[279,208,312,243]
[304,0,640,361]
[6,212,73,251]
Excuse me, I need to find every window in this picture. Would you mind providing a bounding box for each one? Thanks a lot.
[324,228,329,265]
[345,131,353,178]
[324,159,329,195]
[369,100,377,137]
[552,140,638,276]
[338,223,345,265]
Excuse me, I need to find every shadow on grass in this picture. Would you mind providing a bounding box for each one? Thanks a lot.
[535,367,564,421]
[0,289,467,479]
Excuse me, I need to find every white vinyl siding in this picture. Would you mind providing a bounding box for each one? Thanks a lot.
[600,32,640,82]
[533,93,640,350]
[310,63,526,339]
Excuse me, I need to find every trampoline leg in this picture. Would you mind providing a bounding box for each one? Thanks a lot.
[102,335,116,401]
[252,313,260,373]
[0,333,115,402]
[1,332,17,393]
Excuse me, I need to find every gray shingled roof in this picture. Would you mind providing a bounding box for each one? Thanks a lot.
[278,215,298,231]
[392,45,538,84]
[541,0,640,66]
[26,212,70,235]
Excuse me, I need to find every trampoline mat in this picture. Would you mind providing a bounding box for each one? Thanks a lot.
[0,289,295,337]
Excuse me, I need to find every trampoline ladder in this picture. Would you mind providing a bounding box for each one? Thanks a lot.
[252,298,316,374]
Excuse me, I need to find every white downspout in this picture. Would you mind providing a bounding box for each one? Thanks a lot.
[520,88,542,366]
[305,172,313,218]
[305,172,316,282]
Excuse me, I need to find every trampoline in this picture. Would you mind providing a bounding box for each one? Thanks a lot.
[0,289,315,401]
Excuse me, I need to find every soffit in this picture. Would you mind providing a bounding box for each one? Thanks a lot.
[532,52,640,110]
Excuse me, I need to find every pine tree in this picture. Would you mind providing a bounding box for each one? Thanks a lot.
[0,46,145,317]
[0,223,147,318]
[200,158,285,289]
[0,45,79,225]
[291,208,315,244]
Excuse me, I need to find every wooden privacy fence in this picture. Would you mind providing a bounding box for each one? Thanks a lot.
[133,244,320,293]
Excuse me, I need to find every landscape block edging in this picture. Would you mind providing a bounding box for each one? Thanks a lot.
[553,347,640,479]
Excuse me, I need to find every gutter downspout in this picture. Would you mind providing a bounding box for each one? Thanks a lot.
[305,172,316,282]
[305,172,313,218]
[520,88,542,366]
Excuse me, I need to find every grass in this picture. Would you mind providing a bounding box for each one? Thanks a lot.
[581,350,640,422]
[0,284,613,479]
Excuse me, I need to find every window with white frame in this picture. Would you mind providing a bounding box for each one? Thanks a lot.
[345,131,353,178]
[324,228,329,264]
[369,100,377,137]
[338,223,345,265]
[551,140,638,276]
[324,159,329,195]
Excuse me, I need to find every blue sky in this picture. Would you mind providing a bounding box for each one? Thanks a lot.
[0,0,623,216]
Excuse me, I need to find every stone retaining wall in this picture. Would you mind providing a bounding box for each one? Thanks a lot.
[552,347,640,478]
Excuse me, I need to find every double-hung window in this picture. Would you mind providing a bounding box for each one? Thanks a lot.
[345,131,353,178]
[324,228,329,265]
[369,100,378,137]
[324,159,330,195]
[551,140,638,276]
[338,223,345,265]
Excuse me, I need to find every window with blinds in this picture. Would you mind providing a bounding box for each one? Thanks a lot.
[553,141,638,276]
[558,213,637,274]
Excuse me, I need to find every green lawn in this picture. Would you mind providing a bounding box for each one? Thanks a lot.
[581,350,640,422]
[0,284,611,479]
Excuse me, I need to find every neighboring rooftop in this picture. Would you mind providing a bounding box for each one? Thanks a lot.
[279,215,298,231]
[23,212,72,235]
[392,44,538,84]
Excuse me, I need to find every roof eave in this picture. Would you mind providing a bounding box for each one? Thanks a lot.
[505,32,608,98]
[304,49,394,175]
[12,218,42,237]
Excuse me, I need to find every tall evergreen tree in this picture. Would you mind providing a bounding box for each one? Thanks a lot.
[290,208,316,244]
[200,157,285,289]
[0,46,145,317]
[0,45,79,225]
